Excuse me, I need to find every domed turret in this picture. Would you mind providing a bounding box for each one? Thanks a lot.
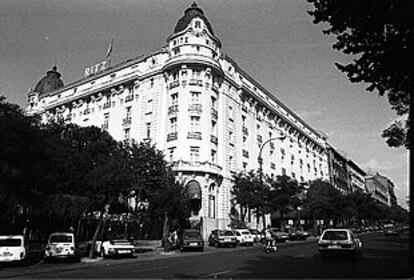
[173,2,215,36]
[34,66,64,95]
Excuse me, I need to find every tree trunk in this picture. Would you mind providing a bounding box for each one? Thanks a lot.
[162,211,170,252]
[88,204,109,258]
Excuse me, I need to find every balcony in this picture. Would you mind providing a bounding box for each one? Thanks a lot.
[103,102,111,109]
[187,131,202,140]
[210,135,218,145]
[211,108,218,119]
[167,132,178,141]
[188,104,202,114]
[123,117,132,127]
[83,108,91,115]
[189,79,203,86]
[257,135,263,145]
[125,95,134,103]
[169,80,179,89]
[171,160,222,175]
[168,104,179,115]
[242,149,249,158]
[269,142,275,150]
[242,126,249,135]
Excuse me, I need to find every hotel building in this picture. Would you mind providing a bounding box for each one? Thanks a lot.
[26,3,330,236]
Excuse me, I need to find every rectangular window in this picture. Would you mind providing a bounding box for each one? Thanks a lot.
[168,147,176,162]
[282,168,286,176]
[190,116,200,132]
[126,106,132,119]
[228,106,234,121]
[124,128,130,140]
[242,115,246,126]
[190,147,200,162]
[192,69,201,78]
[146,122,151,139]
[211,150,217,163]
[191,92,201,104]
[211,96,217,109]
[211,120,217,134]
[171,93,178,105]
[170,117,177,132]
[208,195,215,218]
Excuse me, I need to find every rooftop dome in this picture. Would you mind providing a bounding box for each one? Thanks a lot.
[34,66,64,95]
[173,2,215,36]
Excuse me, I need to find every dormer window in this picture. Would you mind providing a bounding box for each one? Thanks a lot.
[195,20,201,28]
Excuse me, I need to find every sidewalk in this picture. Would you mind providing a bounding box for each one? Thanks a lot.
[0,237,318,278]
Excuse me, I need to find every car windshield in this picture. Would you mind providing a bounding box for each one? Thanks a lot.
[184,231,201,238]
[0,239,22,247]
[50,235,72,243]
[322,231,348,241]
[221,231,234,236]
[241,230,250,235]
[250,230,258,234]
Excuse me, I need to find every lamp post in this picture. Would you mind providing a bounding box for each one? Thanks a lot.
[257,134,287,229]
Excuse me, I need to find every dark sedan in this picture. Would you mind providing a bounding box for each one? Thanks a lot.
[178,229,204,252]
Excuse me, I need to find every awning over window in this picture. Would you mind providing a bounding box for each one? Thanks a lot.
[186,180,201,199]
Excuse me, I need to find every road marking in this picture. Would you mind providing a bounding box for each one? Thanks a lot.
[203,270,232,278]
[130,265,169,273]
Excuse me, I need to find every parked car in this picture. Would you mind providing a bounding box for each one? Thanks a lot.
[233,229,254,246]
[208,230,237,248]
[100,239,135,258]
[383,224,399,236]
[249,229,262,243]
[44,232,77,262]
[0,235,28,263]
[318,228,362,259]
[178,229,204,252]
[287,227,310,241]
[269,228,289,243]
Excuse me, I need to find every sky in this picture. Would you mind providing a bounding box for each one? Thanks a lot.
[0,0,409,208]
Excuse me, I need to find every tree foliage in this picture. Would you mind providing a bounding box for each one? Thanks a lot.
[307,0,412,148]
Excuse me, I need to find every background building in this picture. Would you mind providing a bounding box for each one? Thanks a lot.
[365,172,392,206]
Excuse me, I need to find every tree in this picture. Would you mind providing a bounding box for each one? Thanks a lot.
[0,96,51,233]
[267,175,300,227]
[307,0,412,148]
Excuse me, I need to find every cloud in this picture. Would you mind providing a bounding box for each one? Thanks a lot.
[361,159,398,171]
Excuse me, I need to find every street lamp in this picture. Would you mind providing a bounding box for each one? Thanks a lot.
[257,133,287,229]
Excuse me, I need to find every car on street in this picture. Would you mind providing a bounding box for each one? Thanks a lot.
[383,224,399,236]
[100,239,135,258]
[287,227,310,241]
[318,228,362,259]
[0,235,29,263]
[178,229,204,252]
[44,232,77,262]
[269,228,289,243]
[248,229,262,243]
[233,229,254,246]
[208,230,237,248]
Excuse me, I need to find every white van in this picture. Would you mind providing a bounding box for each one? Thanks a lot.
[0,235,28,263]
[44,232,76,261]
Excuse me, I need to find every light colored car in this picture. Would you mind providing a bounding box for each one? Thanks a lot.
[0,235,28,263]
[249,229,262,243]
[208,230,237,248]
[44,232,77,261]
[318,229,362,259]
[100,239,135,258]
[233,229,254,246]
[383,224,399,236]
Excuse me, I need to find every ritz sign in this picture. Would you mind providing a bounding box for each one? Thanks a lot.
[84,60,108,77]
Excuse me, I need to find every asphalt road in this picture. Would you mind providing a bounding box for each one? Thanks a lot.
[1,232,410,279]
